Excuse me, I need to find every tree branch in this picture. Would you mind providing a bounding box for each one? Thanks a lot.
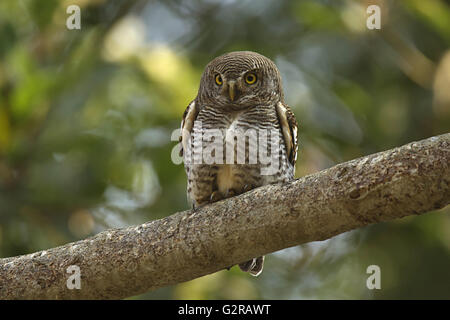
[1,134,449,299]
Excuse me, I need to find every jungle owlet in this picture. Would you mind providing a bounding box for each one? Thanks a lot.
[180,51,298,276]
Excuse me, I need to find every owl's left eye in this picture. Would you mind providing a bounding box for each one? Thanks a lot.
[245,73,257,85]
[215,74,223,86]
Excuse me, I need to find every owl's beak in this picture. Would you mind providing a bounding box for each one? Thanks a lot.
[227,81,236,102]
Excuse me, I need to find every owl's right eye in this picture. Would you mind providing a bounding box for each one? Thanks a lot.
[215,74,223,86]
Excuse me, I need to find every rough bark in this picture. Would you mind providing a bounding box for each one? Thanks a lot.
[0,134,449,299]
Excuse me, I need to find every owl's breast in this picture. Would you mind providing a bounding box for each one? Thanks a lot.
[193,104,287,166]
[186,104,293,205]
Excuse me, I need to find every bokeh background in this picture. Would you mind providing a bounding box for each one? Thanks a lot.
[1,0,449,299]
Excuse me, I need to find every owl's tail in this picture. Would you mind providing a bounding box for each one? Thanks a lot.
[238,256,264,277]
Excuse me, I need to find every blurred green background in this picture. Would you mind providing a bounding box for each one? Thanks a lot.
[0,0,449,299]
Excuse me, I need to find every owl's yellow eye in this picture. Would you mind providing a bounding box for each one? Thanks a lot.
[215,74,223,85]
[245,73,257,84]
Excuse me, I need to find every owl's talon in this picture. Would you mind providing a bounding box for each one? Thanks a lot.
[209,191,223,203]
[225,189,237,199]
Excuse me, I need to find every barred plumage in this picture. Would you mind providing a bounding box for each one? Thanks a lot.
[180,51,298,276]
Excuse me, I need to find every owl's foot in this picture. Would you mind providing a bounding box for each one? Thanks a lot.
[209,190,223,203]
[192,191,222,210]
[195,188,243,209]
[224,189,237,199]
[210,189,237,203]
[242,184,255,193]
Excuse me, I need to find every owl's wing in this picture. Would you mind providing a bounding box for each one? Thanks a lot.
[276,102,298,166]
[179,101,199,157]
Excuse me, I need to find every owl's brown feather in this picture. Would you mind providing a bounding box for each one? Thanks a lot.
[180,51,299,277]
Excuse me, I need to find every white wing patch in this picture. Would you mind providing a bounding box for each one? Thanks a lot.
[276,101,298,165]
[180,101,198,156]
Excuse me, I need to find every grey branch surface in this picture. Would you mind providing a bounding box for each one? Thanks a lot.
[1,134,449,299]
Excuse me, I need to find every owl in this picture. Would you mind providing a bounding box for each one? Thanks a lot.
[180,51,298,276]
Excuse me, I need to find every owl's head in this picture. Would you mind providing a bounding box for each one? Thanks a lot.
[197,51,284,107]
